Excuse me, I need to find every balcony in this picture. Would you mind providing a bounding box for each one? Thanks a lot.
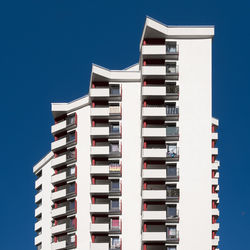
[35,192,42,203]
[142,211,166,221]
[51,114,77,135]
[166,65,179,80]
[51,132,76,151]
[90,243,109,250]
[52,218,76,235]
[212,223,220,231]
[51,167,76,185]
[35,177,43,189]
[91,107,109,117]
[90,184,109,194]
[142,127,179,140]
[51,234,76,250]
[35,206,42,217]
[142,86,166,97]
[142,190,166,200]
[142,169,166,180]
[35,220,42,231]
[90,204,109,213]
[51,150,76,168]
[51,183,76,201]
[212,236,220,246]
[34,234,42,245]
[142,232,166,242]
[212,208,220,216]
[142,65,166,77]
[90,223,109,233]
[90,164,122,176]
[52,201,76,218]
[142,106,179,120]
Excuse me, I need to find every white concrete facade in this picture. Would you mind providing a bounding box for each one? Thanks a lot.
[33,17,219,250]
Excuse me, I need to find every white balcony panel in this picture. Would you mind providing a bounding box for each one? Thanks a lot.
[91,107,109,117]
[91,127,109,136]
[212,178,219,185]
[142,86,166,96]
[142,211,166,221]
[34,234,42,245]
[52,241,66,250]
[35,177,43,189]
[51,189,67,201]
[212,236,220,246]
[142,107,166,117]
[51,137,67,151]
[142,232,166,241]
[212,132,218,140]
[212,148,218,155]
[90,243,109,250]
[142,169,166,179]
[142,190,167,200]
[142,45,166,55]
[142,127,166,137]
[90,204,109,213]
[212,193,219,203]
[214,172,220,178]
[35,206,42,217]
[90,223,109,232]
[212,208,220,216]
[212,223,220,231]
[90,184,109,194]
[52,206,67,218]
[91,146,110,155]
[35,220,42,231]
[90,165,109,175]
[142,66,166,76]
[90,88,109,97]
[51,155,67,168]
[51,120,67,134]
[142,148,166,158]
[52,223,66,234]
[212,161,220,170]
[51,172,67,184]
[109,106,121,115]
[35,192,42,203]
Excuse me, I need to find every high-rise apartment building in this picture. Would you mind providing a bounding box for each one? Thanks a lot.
[33,17,219,250]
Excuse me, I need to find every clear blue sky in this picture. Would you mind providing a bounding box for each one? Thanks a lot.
[1,0,249,249]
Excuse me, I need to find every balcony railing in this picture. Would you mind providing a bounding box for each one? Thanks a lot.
[166,146,179,160]
[166,209,179,222]
[166,230,179,243]
[66,114,76,127]
[166,127,179,137]
[66,149,76,162]
[109,164,122,176]
[166,44,179,54]
[166,85,179,95]
[166,107,179,115]
[166,189,179,201]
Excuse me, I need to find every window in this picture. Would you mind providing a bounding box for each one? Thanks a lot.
[111,237,120,249]
[167,205,177,217]
[69,165,75,175]
[110,199,119,211]
[167,165,177,176]
[110,123,120,134]
[167,226,177,238]
[68,183,75,193]
[66,114,76,126]
[69,200,75,210]
[110,85,120,96]
[166,42,177,53]
[111,180,120,191]
[110,143,119,153]
[111,218,120,230]
[67,131,75,142]
[167,247,176,250]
